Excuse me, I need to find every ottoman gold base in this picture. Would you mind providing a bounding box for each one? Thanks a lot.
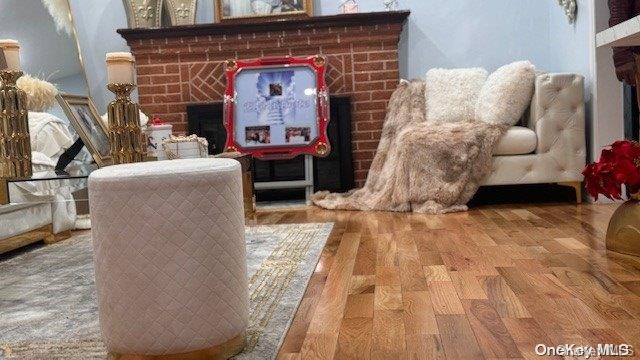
[109,333,246,360]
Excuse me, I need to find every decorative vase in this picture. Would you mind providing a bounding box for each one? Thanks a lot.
[340,0,359,13]
[558,0,577,24]
[164,0,197,26]
[107,83,145,164]
[383,0,399,11]
[0,70,32,179]
[122,0,162,28]
[606,191,640,258]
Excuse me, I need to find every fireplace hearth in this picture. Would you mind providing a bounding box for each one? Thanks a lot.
[187,96,354,200]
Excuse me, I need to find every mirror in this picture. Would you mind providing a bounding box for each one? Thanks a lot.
[0,0,90,120]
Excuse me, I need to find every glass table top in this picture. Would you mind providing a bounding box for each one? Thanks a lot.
[1,164,97,206]
[4,164,97,183]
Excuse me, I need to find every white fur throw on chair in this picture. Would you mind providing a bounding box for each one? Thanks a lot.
[425,67,488,123]
[312,80,507,214]
[313,61,539,214]
[476,61,536,126]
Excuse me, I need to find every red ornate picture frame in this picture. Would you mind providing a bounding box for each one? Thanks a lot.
[223,55,330,159]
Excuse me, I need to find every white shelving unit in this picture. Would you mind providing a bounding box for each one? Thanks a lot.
[596,15,640,47]
[595,12,640,145]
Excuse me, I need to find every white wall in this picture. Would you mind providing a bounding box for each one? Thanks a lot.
[55,72,89,95]
[547,0,593,108]
[395,0,553,78]
[193,0,554,77]
[547,0,592,76]
[71,0,603,144]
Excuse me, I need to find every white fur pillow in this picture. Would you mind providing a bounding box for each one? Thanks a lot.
[425,67,488,123]
[476,61,536,126]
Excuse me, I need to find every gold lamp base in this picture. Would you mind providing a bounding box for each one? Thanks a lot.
[606,193,640,258]
[0,70,32,178]
[108,333,245,360]
[107,83,145,165]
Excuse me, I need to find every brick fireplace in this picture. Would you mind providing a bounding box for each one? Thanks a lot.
[118,11,409,185]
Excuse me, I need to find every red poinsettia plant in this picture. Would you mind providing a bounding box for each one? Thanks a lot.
[582,140,640,200]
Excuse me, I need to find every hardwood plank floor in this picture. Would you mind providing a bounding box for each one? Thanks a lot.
[264,203,640,359]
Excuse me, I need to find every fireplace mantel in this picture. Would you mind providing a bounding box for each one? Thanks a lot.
[118,11,410,41]
[119,11,410,185]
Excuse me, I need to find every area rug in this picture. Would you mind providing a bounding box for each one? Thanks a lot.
[0,223,333,359]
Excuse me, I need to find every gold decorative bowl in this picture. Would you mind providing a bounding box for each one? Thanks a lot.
[606,191,640,258]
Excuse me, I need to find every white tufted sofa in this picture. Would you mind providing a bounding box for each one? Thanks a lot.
[483,73,586,201]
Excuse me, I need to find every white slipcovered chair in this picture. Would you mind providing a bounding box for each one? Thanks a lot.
[484,73,586,202]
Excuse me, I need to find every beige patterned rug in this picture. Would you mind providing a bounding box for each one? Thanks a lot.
[0,223,333,359]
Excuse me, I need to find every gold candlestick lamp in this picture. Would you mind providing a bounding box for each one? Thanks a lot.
[106,83,145,164]
[0,69,32,178]
[105,52,144,164]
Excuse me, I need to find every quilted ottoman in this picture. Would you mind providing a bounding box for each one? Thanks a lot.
[88,158,248,359]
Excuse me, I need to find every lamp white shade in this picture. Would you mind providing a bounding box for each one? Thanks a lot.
[0,39,21,72]
[106,52,136,85]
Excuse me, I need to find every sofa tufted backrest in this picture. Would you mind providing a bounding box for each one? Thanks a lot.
[529,73,585,164]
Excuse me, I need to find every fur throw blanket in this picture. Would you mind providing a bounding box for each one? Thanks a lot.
[311,80,508,214]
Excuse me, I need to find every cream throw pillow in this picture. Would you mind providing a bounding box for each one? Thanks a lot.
[16,74,59,112]
[476,61,536,126]
[424,67,488,123]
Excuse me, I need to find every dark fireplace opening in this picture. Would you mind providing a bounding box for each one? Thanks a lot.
[187,96,354,201]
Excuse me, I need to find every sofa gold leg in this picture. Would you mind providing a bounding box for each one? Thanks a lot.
[558,182,582,204]
[44,230,71,244]
[0,224,53,254]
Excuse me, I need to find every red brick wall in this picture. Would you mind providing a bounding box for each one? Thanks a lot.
[127,23,404,186]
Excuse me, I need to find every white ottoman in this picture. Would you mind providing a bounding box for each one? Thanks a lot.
[88,159,248,359]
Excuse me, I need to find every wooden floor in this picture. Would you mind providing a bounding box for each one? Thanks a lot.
[255,203,640,359]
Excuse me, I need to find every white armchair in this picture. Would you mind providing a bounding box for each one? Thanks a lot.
[483,73,586,202]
